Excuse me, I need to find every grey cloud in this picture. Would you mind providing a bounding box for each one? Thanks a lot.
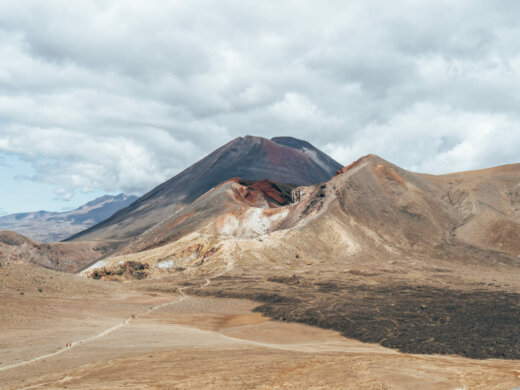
[0,0,519,198]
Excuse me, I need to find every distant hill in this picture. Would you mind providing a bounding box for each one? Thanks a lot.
[0,194,137,242]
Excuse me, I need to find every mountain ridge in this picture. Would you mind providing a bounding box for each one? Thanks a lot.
[87,153,520,276]
[0,194,137,242]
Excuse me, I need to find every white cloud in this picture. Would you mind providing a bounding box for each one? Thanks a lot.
[271,93,337,125]
[0,0,519,199]
[325,103,520,173]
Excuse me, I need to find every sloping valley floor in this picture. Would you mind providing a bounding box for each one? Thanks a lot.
[1,262,520,389]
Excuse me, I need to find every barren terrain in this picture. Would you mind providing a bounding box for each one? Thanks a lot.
[79,156,520,360]
[1,262,520,389]
[3,153,520,388]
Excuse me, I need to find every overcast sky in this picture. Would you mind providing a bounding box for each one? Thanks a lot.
[1,0,520,214]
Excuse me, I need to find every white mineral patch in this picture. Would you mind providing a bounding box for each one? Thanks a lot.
[219,208,289,238]
[219,215,240,236]
[245,208,288,236]
[157,259,175,269]
[80,260,107,274]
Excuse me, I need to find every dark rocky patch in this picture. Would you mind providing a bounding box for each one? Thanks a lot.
[91,261,149,280]
[193,276,520,360]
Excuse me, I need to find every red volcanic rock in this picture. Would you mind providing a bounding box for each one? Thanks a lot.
[374,164,406,186]
[237,179,294,207]
[226,178,294,208]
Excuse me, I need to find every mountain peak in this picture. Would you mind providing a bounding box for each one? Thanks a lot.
[68,135,343,243]
[335,154,389,176]
[271,136,314,150]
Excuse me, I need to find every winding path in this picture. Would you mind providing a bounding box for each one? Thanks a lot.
[0,277,211,374]
[1,272,392,380]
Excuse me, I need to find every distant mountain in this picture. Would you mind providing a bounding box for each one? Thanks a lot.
[0,194,138,242]
[67,135,343,243]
